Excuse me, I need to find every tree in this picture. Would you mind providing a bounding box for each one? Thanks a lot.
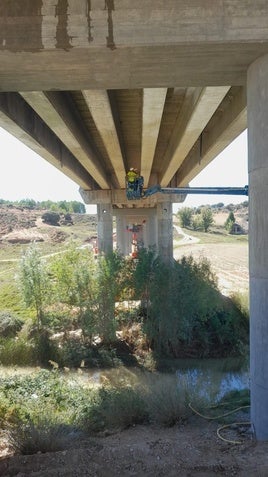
[225,211,235,232]
[200,207,214,232]
[18,244,50,330]
[192,215,202,231]
[18,198,37,208]
[177,207,193,228]
[71,201,86,214]
[95,252,125,344]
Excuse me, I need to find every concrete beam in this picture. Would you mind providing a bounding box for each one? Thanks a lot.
[160,87,230,186]
[82,89,126,188]
[20,91,110,189]
[141,88,167,187]
[0,92,94,190]
[177,86,247,186]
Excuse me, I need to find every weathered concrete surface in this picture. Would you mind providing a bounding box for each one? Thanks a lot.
[248,53,268,440]
[1,1,268,90]
[79,188,186,206]
[157,201,173,263]
[97,203,113,255]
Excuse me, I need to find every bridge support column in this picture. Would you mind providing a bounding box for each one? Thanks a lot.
[97,203,113,255]
[248,53,268,440]
[115,214,128,256]
[114,208,157,257]
[157,201,173,263]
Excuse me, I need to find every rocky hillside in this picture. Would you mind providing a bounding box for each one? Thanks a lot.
[0,205,97,245]
[0,202,249,246]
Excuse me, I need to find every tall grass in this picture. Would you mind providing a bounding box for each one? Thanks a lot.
[7,419,83,455]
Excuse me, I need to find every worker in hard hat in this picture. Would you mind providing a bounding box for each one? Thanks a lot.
[126,168,139,184]
[126,168,144,198]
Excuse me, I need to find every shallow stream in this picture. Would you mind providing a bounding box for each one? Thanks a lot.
[175,357,249,401]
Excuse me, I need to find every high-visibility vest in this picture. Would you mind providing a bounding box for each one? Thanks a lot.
[127,171,138,183]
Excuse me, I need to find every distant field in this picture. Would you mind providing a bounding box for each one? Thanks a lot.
[174,228,249,295]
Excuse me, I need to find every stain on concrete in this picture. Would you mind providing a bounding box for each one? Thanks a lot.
[86,0,93,43]
[104,0,116,50]
[0,0,116,52]
[0,0,43,51]
[55,0,73,50]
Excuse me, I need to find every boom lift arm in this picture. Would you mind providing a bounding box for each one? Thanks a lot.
[142,184,249,198]
[125,175,248,200]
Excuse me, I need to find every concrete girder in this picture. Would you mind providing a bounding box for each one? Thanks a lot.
[160,86,230,187]
[141,88,167,187]
[0,92,94,190]
[176,86,247,186]
[82,90,126,188]
[20,91,110,189]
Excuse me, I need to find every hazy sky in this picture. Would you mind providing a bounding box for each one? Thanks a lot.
[0,126,248,213]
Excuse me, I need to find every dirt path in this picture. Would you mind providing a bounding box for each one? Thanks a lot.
[174,225,200,245]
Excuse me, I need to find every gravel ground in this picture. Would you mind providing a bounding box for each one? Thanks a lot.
[1,413,268,477]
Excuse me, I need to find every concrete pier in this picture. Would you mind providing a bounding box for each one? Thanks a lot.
[97,203,113,255]
[157,202,173,263]
[248,53,268,440]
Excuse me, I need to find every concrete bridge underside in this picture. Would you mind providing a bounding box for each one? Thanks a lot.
[0,0,268,439]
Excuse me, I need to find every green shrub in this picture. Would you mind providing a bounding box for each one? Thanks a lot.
[229,292,249,321]
[134,254,248,358]
[59,340,121,368]
[41,211,60,226]
[0,337,36,366]
[32,330,61,367]
[7,419,83,454]
[143,374,190,426]
[0,331,60,367]
[0,370,90,426]
[81,385,148,432]
[218,388,250,408]
[0,310,23,337]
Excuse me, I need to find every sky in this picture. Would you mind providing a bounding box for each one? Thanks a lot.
[0,126,248,214]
